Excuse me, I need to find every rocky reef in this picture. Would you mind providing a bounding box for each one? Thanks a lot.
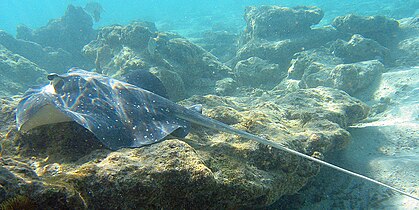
[243,5,324,40]
[392,16,419,66]
[83,22,231,100]
[331,14,399,46]
[275,66,419,210]
[16,5,96,56]
[12,5,96,72]
[0,30,76,72]
[231,6,339,89]
[193,30,238,62]
[288,48,385,95]
[329,34,391,64]
[233,57,283,88]
[0,86,368,209]
[0,44,47,96]
[0,3,418,209]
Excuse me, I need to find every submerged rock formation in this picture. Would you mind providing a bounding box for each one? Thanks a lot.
[16,5,96,55]
[1,86,368,209]
[231,6,340,88]
[331,14,399,47]
[83,22,231,99]
[2,3,418,209]
[0,30,75,72]
[193,30,238,62]
[15,5,96,71]
[288,48,384,95]
[233,57,283,88]
[392,17,419,66]
[329,34,391,64]
[243,5,324,41]
[0,44,47,96]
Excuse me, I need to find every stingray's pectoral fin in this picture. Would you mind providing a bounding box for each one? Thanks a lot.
[18,104,74,132]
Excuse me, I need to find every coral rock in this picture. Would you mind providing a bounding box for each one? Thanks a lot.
[0,30,76,72]
[83,22,231,97]
[332,14,399,46]
[0,44,47,96]
[288,48,384,95]
[244,6,324,40]
[16,5,96,55]
[234,57,285,88]
[329,34,391,64]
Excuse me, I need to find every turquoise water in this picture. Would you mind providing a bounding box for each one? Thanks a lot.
[1,0,417,36]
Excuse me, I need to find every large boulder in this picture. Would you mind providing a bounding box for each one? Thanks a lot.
[16,5,96,55]
[86,21,157,52]
[83,22,231,98]
[327,61,385,95]
[332,14,399,35]
[0,30,76,72]
[396,37,419,66]
[1,87,369,209]
[331,14,399,46]
[151,37,230,89]
[215,77,238,96]
[149,67,187,100]
[233,5,339,71]
[287,48,384,95]
[392,17,419,66]
[243,5,324,41]
[329,34,391,64]
[193,30,238,62]
[0,44,47,96]
[233,57,285,88]
[235,27,339,70]
[287,47,343,80]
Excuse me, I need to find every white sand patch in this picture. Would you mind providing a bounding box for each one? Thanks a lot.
[345,66,419,208]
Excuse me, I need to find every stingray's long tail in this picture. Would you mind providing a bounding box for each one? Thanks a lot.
[177,108,419,201]
[237,129,419,201]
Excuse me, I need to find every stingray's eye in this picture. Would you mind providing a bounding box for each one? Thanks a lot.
[47,73,65,92]
[47,73,59,81]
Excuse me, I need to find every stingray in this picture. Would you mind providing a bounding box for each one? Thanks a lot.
[16,68,419,201]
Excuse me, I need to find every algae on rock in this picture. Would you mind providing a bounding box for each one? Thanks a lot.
[0,45,48,96]
[83,22,231,99]
[1,86,369,209]
[286,47,385,95]
[331,14,399,47]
